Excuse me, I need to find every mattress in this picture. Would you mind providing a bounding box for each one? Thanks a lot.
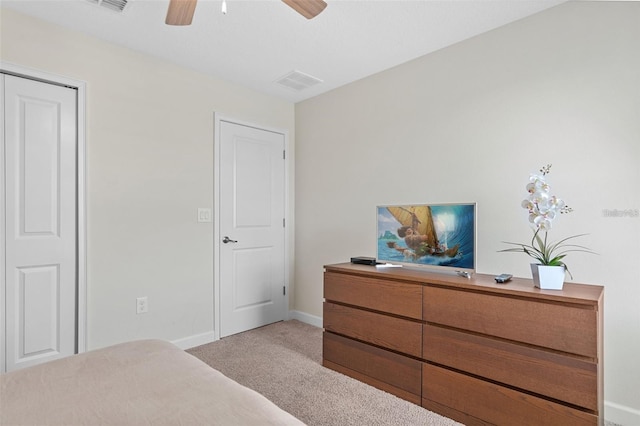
[0,339,305,425]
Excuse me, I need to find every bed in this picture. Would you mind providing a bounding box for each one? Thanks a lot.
[0,339,305,425]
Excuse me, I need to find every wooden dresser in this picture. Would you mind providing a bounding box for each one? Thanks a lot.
[322,263,604,426]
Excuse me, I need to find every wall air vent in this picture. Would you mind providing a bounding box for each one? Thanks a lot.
[275,70,323,92]
[85,0,129,13]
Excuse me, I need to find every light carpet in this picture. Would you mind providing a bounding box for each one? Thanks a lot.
[188,320,463,425]
[188,320,619,426]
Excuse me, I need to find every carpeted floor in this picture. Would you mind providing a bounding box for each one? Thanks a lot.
[188,320,463,426]
[188,320,619,426]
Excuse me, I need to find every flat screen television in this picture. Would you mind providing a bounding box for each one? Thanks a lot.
[377,203,476,274]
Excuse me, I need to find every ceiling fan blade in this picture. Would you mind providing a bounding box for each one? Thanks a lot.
[282,0,327,19]
[165,0,198,26]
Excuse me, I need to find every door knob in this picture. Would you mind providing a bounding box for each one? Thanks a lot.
[222,236,238,244]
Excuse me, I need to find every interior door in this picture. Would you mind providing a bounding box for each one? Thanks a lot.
[2,74,77,371]
[219,120,286,338]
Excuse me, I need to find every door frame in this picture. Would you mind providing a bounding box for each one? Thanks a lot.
[0,62,87,369]
[213,113,290,340]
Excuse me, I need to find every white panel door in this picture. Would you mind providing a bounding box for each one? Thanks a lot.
[2,74,77,371]
[219,120,285,338]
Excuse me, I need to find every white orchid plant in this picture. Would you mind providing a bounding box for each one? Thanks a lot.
[500,164,595,278]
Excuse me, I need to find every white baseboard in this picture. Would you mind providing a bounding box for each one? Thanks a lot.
[605,400,640,426]
[289,310,322,328]
[171,331,217,350]
[172,313,321,350]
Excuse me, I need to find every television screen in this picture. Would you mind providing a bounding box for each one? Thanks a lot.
[377,203,476,273]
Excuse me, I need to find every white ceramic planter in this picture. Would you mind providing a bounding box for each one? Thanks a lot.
[530,263,565,290]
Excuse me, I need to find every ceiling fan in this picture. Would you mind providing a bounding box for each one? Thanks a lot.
[165,0,328,25]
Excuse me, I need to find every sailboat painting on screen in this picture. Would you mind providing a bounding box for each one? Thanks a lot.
[377,203,476,274]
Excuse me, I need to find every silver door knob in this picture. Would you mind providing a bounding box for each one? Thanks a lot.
[222,236,238,244]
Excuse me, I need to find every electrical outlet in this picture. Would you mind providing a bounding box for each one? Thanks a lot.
[136,296,148,314]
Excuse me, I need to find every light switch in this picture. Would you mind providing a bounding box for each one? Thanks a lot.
[198,208,212,223]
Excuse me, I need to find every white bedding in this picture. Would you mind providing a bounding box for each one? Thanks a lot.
[0,339,305,425]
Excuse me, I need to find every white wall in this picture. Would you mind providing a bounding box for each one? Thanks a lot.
[0,9,296,350]
[294,2,639,424]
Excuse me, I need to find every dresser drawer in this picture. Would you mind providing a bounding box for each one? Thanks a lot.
[423,324,597,410]
[324,271,422,320]
[324,302,422,357]
[323,332,421,404]
[423,286,598,358]
[422,363,597,426]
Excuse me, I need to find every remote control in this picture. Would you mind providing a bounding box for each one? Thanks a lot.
[495,273,512,283]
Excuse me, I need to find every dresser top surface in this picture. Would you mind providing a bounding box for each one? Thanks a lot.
[324,263,603,305]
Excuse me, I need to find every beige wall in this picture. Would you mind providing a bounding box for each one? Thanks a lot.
[295,2,639,424]
[3,2,639,424]
[1,9,295,350]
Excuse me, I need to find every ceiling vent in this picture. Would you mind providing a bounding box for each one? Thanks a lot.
[275,70,323,92]
[86,0,129,13]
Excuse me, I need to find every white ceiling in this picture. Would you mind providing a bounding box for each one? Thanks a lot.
[2,0,566,103]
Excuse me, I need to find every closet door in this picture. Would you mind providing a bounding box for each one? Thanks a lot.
[2,74,77,371]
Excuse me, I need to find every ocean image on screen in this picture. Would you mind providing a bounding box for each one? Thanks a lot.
[377,204,475,269]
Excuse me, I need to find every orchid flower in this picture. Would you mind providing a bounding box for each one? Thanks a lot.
[500,164,595,277]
